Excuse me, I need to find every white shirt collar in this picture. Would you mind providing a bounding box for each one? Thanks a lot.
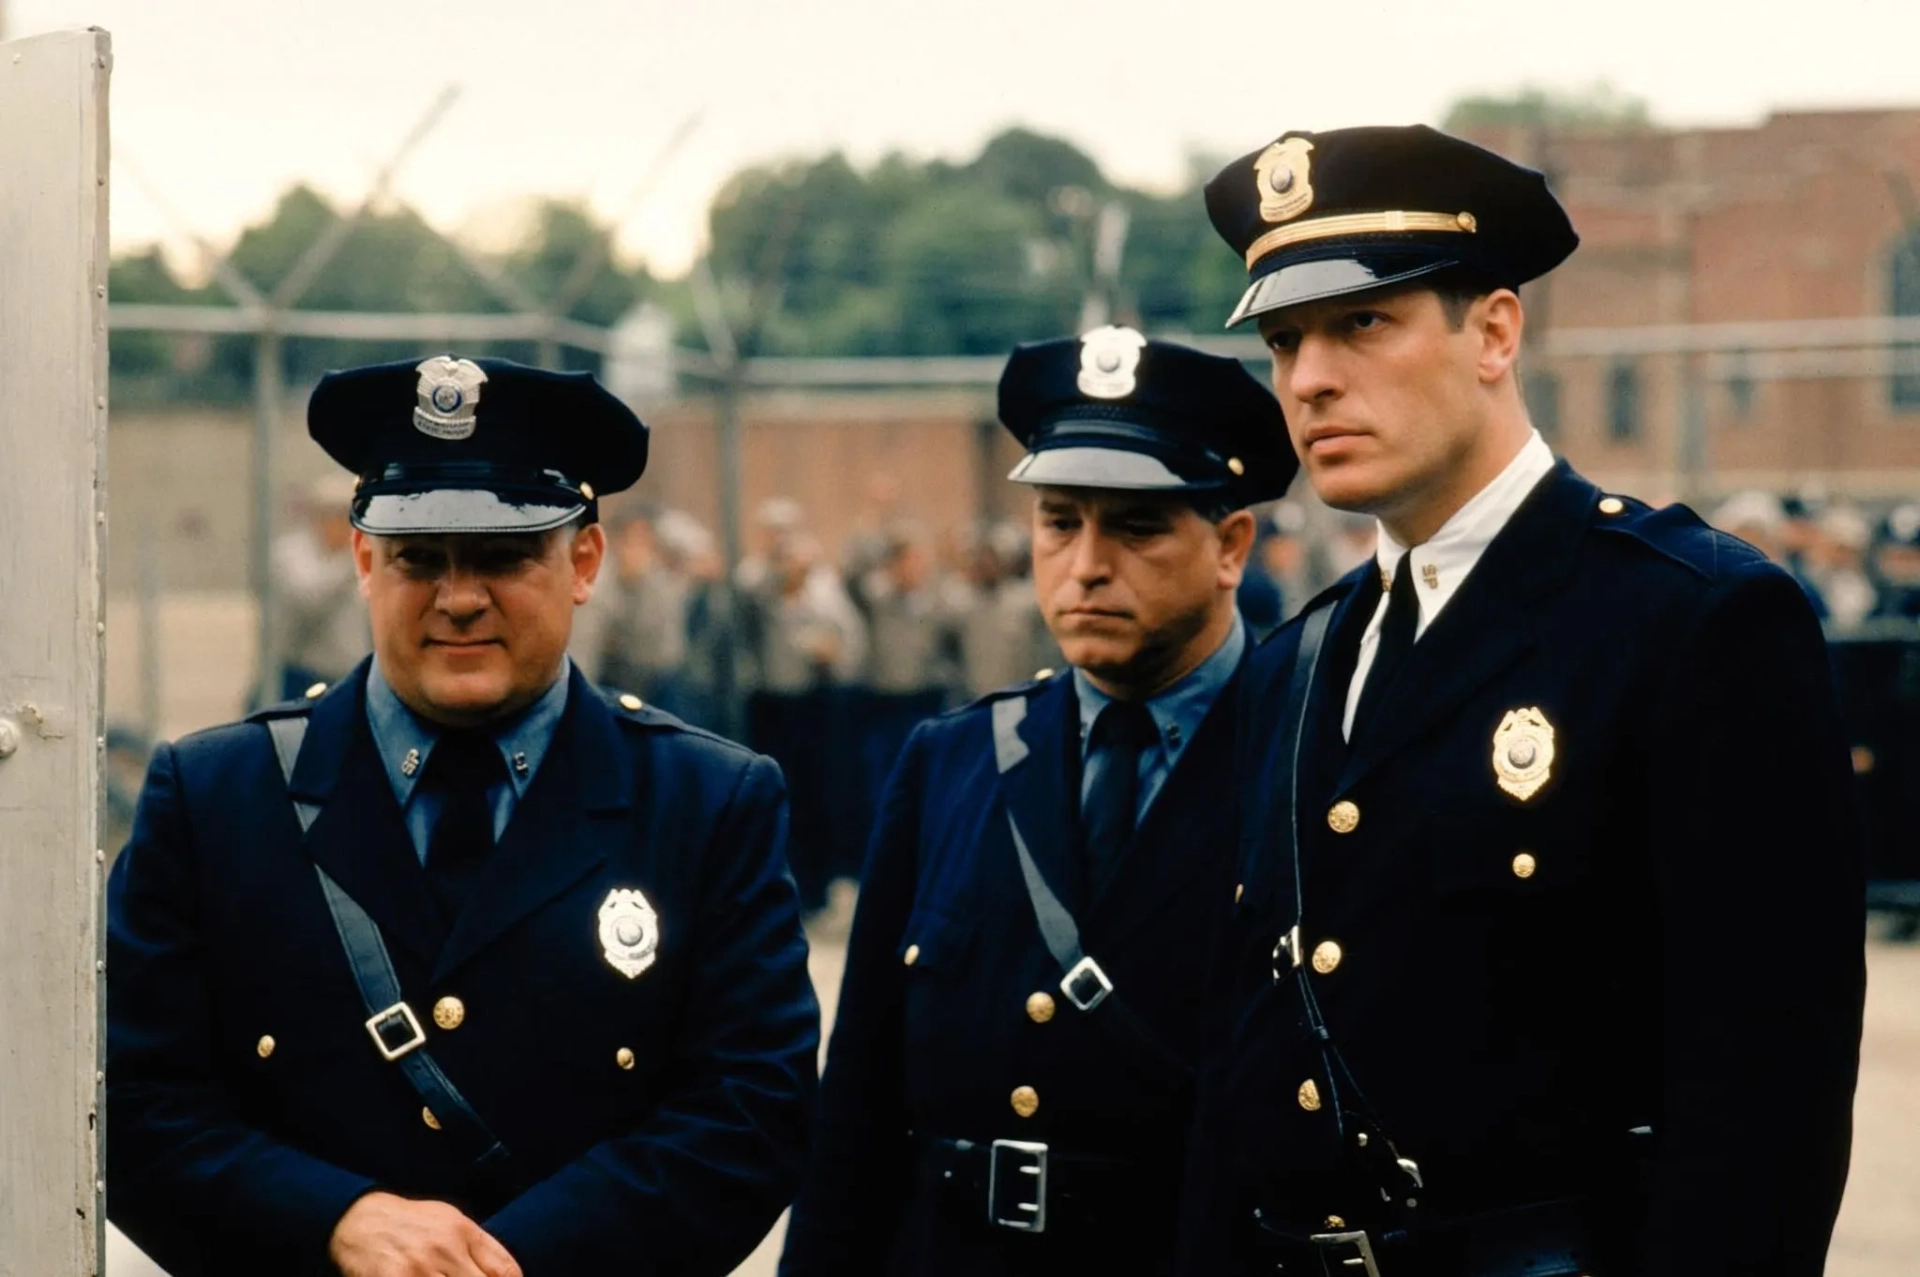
[1373,430,1556,637]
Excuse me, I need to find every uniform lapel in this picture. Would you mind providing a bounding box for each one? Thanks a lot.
[287,663,446,969]
[995,677,1087,918]
[430,670,631,984]
[1333,463,1596,794]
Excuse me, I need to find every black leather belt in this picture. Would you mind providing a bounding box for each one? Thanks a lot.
[1252,1198,1600,1277]
[918,1135,1175,1237]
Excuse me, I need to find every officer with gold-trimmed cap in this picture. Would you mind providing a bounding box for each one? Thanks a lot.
[1184,126,1864,1277]
[782,329,1294,1277]
[109,354,819,1277]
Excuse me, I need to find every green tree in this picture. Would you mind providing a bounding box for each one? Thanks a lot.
[1443,83,1652,134]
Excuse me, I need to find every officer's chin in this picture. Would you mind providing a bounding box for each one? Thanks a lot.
[1303,455,1397,517]
[1055,632,1142,681]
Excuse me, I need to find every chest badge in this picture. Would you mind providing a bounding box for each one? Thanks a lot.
[598,888,660,979]
[1492,707,1556,802]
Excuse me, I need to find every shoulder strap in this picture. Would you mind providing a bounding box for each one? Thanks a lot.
[267,714,516,1191]
[992,696,1191,1087]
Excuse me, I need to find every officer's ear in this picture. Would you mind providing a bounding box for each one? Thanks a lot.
[1473,289,1524,387]
[569,521,608,606]
[352,528,376,597]
[1214,508,1257,592]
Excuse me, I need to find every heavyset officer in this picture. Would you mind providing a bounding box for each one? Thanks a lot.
[778,328,1297,1277]
[1183,126,1866,1276]
[108,356,819,1277]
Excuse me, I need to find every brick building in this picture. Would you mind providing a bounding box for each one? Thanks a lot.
[1467,108,1920,500]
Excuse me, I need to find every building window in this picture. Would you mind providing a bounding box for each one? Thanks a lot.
[1893,231,1920,412]
[1524,368,1561,441]
[1607,360,1641,443]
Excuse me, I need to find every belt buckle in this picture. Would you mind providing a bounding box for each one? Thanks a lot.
[1309,1229,1382,1277]
[364,1001,427,1062]
[987,1139,1048,1232]
[1059,955,1113,1012]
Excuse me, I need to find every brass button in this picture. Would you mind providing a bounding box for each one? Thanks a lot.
[1311,940,1344,974]
[255,1035,275,1059]
[1026,992,1056,1024]
[1234,882,1244,904]
[1227,456,1246,476]
[616,1047,636,1070]
[1327,800,1360,834]
[1325,1215,1347,1229]
[1297,1079,1322,1111]
[1598,496,1625,516]
[303,682,327,700]
[1034,668,1055,680]
[903,944,921,967]
[421,1107,441,1131]
[1512,852,1538,880]
[580,482,596,501]
[1456,211,1478,232]
[432,996,465,1031]
[619,693,644,711]
[1010,1085,1040,1118]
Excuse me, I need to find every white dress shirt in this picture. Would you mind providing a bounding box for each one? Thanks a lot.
[1342,431,1557,740]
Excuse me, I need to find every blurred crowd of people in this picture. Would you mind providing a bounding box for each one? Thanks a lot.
[267,470,1920,918]
[1707,488,1920,630]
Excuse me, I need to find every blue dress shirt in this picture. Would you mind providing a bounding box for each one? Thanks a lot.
[1073,616,1246,826]
[364,658,572,862]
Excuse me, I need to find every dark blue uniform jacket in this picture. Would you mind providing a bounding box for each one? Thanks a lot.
[107,662,819,1276]
[781,661,1245,1277]
[1183,464,1865,1277]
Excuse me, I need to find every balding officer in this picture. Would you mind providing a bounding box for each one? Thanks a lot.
[779,328,1296,1277]
[108,356,818,1277]
[1183,126,1865,1276]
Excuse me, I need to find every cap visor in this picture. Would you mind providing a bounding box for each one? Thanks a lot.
[1225,251,1462,327]
[353,487,585,536]
[1007,445,1222,491]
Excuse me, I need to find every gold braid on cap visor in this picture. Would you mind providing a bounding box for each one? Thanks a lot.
[1244,210,1479,268]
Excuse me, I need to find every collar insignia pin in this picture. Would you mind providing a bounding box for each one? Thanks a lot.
[512,751,529,775]
[400,748,420,778]
[412,356,488,441]
[1075,325,1149,399]
[1492,707,1556,802]
[598,888,660,979]
[1421,563,1439,590]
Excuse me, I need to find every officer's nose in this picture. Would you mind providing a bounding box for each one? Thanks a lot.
[433,566,490,620]
[1285,332,1344,406]
[1068,523,1116,588]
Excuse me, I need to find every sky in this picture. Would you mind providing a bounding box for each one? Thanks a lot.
[11,0,1920,279]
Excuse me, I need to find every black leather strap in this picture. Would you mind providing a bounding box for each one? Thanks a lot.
[990,697,1191,1089]
[266,714,515,1188]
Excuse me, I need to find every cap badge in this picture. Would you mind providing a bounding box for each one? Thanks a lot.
[412,356,489,441]
[598,887,660,979]
[1254,137,1315,224]
[1491,707,1556,802]
[1076,325,1149,399]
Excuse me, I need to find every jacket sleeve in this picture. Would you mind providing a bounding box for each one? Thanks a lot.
[777,724,928,1277]
[483,753,821,1277]
[1641,567,1866,1276]
[107,739,380,1277]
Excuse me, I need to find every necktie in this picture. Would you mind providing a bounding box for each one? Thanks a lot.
[422,730,506,925]
[1080,700,1158,898]
[1350,552,1419,743]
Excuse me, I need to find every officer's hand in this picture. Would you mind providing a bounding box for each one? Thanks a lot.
[329,1191,523,1277]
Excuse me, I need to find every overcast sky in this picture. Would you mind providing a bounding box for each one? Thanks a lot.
[12,0,1920,277]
